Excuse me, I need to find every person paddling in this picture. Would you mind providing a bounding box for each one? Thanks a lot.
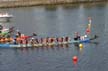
[16,30,21,37]
[74,32,80,41]
[16,33,37,40]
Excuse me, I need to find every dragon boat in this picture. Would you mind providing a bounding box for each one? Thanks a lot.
[0,38,90,48]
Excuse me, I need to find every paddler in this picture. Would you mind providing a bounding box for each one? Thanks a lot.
[35,38,39,44]
[46,37,49,43]
[59,37,63,42]
[49,37,54,43]
[1,29,9,36]
[0,37,5,44]
[56,37,59,42]
[20,34,30,44]
[74,32,80,41]
[13,38,17,44]
[30,37,35,45]
[16,30,21,37]
[64,36,69,42]
[19,33,37,40]
[40,38,43,44]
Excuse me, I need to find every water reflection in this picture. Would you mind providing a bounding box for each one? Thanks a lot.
[45,6,57,11]
[62,4,80,10]
[12,44,70,54]
[73,43,83,55]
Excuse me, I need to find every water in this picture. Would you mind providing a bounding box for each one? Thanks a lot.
[0,3,108,71]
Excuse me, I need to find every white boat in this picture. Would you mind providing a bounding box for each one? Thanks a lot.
[0,13,13,18]
[0,13,13,22]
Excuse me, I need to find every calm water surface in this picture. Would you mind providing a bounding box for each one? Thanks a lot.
[0,3,108,71]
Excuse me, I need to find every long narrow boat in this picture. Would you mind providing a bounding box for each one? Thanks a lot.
[0,38,90,48]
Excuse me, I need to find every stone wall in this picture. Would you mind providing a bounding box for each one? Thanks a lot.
[0,0,107,8]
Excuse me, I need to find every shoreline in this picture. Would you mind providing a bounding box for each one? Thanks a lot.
[0,0,107,8]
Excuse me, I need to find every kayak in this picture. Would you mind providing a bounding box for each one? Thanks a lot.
[0,38,90,48]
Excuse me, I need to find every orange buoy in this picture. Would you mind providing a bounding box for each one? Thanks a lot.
[72,56,78,64]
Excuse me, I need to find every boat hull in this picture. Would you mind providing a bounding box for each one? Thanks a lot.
[0,39,90,48]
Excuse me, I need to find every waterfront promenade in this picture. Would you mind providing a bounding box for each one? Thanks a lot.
[0,0,107,8]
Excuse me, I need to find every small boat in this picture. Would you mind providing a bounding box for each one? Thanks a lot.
[0,13,13,22]
[0,13,13,18]
[0,38,91,48]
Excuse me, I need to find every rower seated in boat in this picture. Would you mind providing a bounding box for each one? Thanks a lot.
[64,36,69,42]
[29,38,37,45]
[64,36,71,42]
[49,37,55,43]
[35,38,39,44]
[16,30,21,37]
[80,35,88,40]
[57,37,63,44]
[74,32,80,41]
